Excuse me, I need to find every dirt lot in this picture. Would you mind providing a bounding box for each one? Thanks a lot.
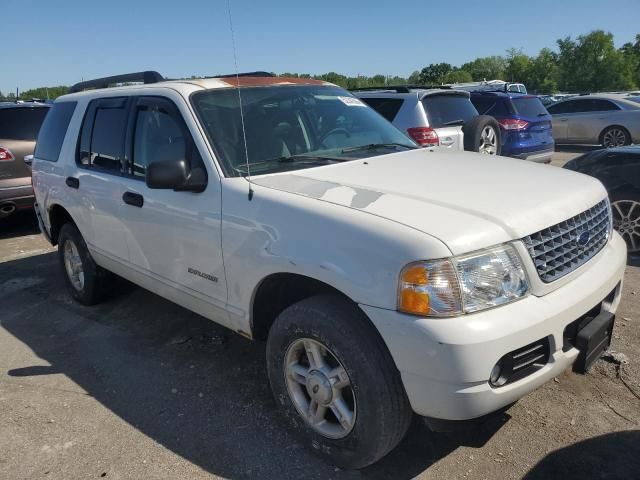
[1,150,639,480]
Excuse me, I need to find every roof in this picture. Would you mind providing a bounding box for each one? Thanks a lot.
[0,101,50,109]
[354,87,469,99]
[469,91,531,99]
[59,75,336,102]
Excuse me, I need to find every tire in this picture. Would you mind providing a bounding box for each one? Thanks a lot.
[600,126,631,148]
[266,294,412,469]
[462,115,502,155]
[58,222,114,305]
[610,188,640,253]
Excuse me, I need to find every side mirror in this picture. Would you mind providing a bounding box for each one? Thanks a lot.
[24,154,34,166]
[146,159,188,190]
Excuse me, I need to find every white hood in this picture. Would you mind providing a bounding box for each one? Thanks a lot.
[254,149,607,255]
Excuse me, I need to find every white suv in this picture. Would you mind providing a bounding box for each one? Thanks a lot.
[32,71,626,469]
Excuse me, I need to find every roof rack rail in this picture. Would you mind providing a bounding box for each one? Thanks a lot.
[349,84,450,93]
[209,71,275,79]
[69,71,164,93]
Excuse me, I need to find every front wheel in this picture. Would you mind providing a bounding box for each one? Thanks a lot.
[266,295,412,469]
[611,190,640,253]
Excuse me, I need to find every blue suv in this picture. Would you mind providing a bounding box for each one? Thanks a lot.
[470,92,554,163]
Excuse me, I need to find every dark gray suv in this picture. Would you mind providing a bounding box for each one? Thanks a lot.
[0,102,49,218]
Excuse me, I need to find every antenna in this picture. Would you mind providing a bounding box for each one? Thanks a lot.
[226,0,253,201]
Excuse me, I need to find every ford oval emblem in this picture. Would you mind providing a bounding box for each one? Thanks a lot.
[577,231,590,247]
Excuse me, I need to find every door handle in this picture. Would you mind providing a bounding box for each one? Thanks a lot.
[440,137,454,146]
[65,177,79,189]
[122,191,144,208]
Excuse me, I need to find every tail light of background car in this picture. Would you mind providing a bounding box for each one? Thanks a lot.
[407,127,439,146]
[0,147,15,161]
[498,119,529,130]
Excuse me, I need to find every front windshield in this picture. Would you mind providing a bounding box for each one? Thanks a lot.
[191,85,416,177]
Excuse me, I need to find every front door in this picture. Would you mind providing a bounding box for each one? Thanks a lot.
[118,95,228,317]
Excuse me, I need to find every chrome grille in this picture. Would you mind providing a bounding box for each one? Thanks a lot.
[522,199,611,283]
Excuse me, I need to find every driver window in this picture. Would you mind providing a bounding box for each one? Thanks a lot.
[132,98,186,177]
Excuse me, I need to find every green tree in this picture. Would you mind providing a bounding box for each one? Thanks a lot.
[505,48,532,84]
[408,70,421,84]
[19,85,69,100]
[418,63,452,85]
[620,34,640,88]
[460,56,507,81]
[528,48,559,94]
[557,30,635,92]
[444,69,472,84]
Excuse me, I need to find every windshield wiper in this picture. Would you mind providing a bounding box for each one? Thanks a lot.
[537,113,548,117]
[442,119,465,126]
[276,153,348,163]
[341,143,417,153]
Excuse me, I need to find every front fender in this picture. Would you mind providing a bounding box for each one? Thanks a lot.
[221,179,451,331]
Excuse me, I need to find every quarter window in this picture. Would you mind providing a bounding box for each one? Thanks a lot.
[34,102,76,162]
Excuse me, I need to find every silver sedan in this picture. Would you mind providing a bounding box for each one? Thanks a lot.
[547,94,640,147]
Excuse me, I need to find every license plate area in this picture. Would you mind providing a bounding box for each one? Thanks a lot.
[573,312,615,373]
[563,286,617,374]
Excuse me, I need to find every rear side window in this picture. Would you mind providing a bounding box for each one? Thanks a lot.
[423,94,478,128]
[0,107,49,140]
[77,97,129,172]
[359,98,404,122]
[511,97,548,118]
[34,102,76,162]
[589,99,620,112]
[470,96,512,117]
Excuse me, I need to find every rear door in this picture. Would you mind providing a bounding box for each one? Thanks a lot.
[75,97,131,261]
[422,93,478,151]
[567,99,620,143]
[0,106,49,186]
[547,100,577,141]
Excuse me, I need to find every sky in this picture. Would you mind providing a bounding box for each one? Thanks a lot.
[3,0,639,94]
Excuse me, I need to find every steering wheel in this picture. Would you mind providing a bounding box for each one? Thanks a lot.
[319,127,350,147]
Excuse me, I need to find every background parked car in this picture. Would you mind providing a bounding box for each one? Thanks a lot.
[563,145,640,253]
[470,92,555,163]
[0,102,50,218]
[353,86,502,155]
[547,94,640,147]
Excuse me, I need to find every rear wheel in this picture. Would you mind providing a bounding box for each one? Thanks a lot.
[601,126,631,148]
[462,115,502,155]
[266,294,412,469]
[611,190,640,253]
[58,223,114,305]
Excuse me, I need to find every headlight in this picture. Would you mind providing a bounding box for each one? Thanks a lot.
[398,244,529,317]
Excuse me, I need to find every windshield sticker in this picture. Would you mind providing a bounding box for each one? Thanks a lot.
[338,96,366,107]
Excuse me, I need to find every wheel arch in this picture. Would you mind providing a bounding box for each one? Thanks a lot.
[48,204,76,246]
[251,272,355,341]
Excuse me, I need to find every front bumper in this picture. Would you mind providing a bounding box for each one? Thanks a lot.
[361,233,626,420]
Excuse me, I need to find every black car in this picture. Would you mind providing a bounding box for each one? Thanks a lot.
[0,102,50,218]
[564,146,640,254]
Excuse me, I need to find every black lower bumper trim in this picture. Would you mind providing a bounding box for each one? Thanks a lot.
[573,311,615,374]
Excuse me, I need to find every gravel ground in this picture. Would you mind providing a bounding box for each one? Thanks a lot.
[1,150,639,480]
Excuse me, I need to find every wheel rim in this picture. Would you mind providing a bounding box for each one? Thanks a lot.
[612,199,640,253]
[63,239,85,291]
[284,338,356,439]
[603,128,627,148]
[478,126,497,155]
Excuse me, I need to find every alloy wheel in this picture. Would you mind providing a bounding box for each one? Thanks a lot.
[63,239,85,291]
[612,199,640,253]
[478,126,498,155]
[603,128,628,148]
[284,338,356,439]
